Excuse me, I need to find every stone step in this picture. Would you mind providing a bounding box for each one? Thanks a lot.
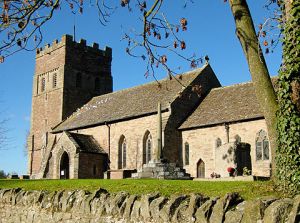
[133,161,192,180]
[134,172,154,178]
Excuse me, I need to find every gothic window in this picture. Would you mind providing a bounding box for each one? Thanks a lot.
[122,140,127,168]
[147,135,152,163]
[256,130,269,160]
[41,77,46,92]
[53,73,57,88]
[184,142,189,165]
[216,138,222,148]
[76,73,82,88]
[143,131,152,164]
[94,78,100,91]
[118,135,127,169]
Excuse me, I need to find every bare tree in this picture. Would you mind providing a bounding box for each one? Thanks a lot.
[1,0,296,182]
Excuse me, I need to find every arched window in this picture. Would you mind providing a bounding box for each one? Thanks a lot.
[184,142,189,165]
[41,77,46,92]
[216,138,222,148]
[53,73,57,88]
[256,130,269,160]
[94,77,100,91]
[122,140,127,168]
[76,73,82,88]
[118,135,127,169]
[143,131,152,164]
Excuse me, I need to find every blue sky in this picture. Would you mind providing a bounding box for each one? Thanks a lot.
[0,1,281,175]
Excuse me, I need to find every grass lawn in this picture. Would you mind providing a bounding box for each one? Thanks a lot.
[0,179,281,200]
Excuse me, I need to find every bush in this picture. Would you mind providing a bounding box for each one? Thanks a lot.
[0,170,7,179]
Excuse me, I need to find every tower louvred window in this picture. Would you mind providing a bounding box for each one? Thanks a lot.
[41,77,46,92]
[53,73,57,88]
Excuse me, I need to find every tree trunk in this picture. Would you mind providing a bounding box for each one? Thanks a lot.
[228,0,279,177]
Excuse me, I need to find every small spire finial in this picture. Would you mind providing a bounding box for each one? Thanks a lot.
[204,55,209,64]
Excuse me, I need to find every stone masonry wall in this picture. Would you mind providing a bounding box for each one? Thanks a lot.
[78,153,107,179]
[182,119,271,178]
[0,188,299,223]
[74,112,170,171]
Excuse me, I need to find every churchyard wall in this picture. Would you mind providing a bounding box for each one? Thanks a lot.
[0,188,298,223]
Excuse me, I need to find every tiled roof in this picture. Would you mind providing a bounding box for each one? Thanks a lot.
[53,64,213,132]
[179,81,267,130]
[67,132,106,154]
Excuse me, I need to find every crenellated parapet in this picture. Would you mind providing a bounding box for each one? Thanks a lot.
[36,34,112,59]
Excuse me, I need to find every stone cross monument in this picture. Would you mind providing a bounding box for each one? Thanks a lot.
[131,102,191,179]
[154,102,162,162]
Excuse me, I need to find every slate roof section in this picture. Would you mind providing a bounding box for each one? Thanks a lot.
[53,64,214,132]
[67,132,106,154]
[179,81,265,130]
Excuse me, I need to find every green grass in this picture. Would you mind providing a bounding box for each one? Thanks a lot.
[0,179,281,200]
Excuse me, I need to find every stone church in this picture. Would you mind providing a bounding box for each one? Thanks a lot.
[28,35,271,179]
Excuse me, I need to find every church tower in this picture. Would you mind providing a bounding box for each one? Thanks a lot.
[28,35,113,178]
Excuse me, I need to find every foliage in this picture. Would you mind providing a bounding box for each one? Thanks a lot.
[0,170,7,179]
[243,167,251,176]
[276,0,300,195]
[0,179,284,200]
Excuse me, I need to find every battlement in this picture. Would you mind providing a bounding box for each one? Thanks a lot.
[36,34,112,58]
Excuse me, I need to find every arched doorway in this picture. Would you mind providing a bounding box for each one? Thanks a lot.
[197,159,205,178]
[60,152,69,179]
[235,143,252,176]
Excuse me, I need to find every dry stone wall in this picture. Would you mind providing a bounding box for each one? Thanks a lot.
[0,188,299,223]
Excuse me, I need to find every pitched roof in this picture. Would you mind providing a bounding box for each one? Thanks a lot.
[53,64,213,132]
[179,81,266,130]
[66,132,106,154]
